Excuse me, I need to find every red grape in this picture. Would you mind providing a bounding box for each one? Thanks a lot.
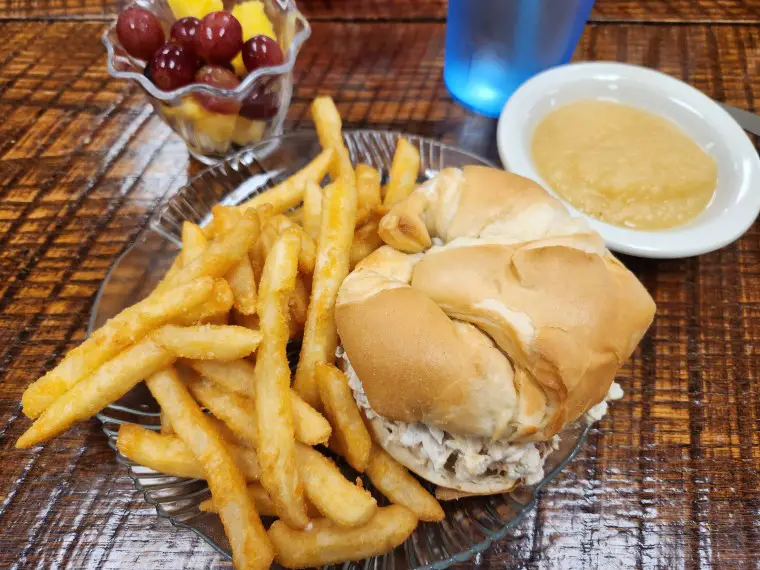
[117,7,165,61]
[195,11,243,65]
[150,44,197,91]
[242,35,284,73]
[240,90,278,120]
[170,17,201,57]
[194,65,241,114]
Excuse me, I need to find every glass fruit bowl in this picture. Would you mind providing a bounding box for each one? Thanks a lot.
[92,130,593,568]
[103,0,310,164]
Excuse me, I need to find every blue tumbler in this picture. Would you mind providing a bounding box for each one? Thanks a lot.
[444,0,595,118]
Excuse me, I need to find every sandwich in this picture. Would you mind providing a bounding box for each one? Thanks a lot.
[335,166,655,496]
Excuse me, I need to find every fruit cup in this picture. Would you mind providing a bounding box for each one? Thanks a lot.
[103,0,309,164]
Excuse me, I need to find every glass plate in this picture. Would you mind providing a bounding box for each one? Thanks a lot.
[92,130,592,569]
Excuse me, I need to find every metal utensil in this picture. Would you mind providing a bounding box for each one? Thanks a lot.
[720,103,760,137]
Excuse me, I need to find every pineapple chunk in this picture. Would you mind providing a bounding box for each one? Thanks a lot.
[232,116,266,146]
[230,1,278,76]
[168,0,223,20]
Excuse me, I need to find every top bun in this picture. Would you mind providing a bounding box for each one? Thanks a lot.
[335,166,655,443]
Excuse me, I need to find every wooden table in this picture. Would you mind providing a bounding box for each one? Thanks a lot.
[0,1,758,568]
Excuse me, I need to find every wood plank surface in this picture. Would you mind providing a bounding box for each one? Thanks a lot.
[0,13,759,570]
[2,0,760,22]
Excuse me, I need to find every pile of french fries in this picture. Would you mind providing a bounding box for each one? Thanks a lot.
[16,96,443,570]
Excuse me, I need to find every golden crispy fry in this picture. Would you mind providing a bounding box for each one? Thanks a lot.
[249,222,279,282]
[294,179,358,407]
[146,368,273,570]
[286,207,303,225]
[288,276,309,337]
[211,206,259,315]
[116,423,260,482]
[355,164,382,225]
[162,254,184,283]
[316,363,371,472]
[365,445,444,521]
[383,138,420,206]
[186,359,334,450]
[160,409,174,435]
[155,210,260,293]
[349,215,384,269]
[269,505,417,569]
[152,325,262,361]
[232,309,259,332]
[239,149,334,215]
[289,392,331,445]
[186,375,260,448]
[16,338,175,448]
[187,370,330,446]
[200,483,323,518]
[181,222,208,266]
[265,215,317,275]
[311,97,355,186]
[296,443,377,527]
[254,229,309,528]
[228,255,258,315]
[21,277,213,419]
[201,483,277,517]
[172,278,233,326]
[302,182,323,241]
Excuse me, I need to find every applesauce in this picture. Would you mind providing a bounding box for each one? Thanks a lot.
[531,100,717,230]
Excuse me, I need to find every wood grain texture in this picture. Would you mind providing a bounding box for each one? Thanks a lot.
[0,14,759,570]
[2,0,760,22]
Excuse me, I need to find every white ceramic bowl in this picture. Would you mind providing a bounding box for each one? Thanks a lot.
[497,61,760,259]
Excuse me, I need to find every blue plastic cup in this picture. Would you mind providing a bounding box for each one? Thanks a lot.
[444,0,595,118]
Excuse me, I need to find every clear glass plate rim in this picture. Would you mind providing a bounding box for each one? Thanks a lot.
[90,130,591,569]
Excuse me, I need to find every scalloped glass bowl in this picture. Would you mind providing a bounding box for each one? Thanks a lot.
[92,130,592,568]
[103,0,310,164]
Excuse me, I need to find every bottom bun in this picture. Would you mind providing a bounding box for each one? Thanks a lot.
[366,415,521,496]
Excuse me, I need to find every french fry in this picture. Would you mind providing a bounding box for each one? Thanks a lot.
[162,253,184,283]
[154,209,260,293]
[294,179,358,408]
[227,255,258,315]
[296,443,376,527]
[265,215,317,275]
[212,205,259,315]
[383,138,420,206]
[349,215,384,269]
[152,325,262,361]
[21,277,214,419]
[311,97,355,186]
[232,309,259,332]
[365,445,444,522]
[181,222,208,266]
[201,483,277,517]
[146,368,273,570]
[288,275,309,335]
[200,483,323,518]
[254,229,309,528]
[269,505,418,569]
[355,164,382,225]
[160,409,174,435]
[186,375,260,448]
[239,149,334,215]
[16,337,175,448]
[249,222,279,282]
[302,181,322,241]
[290,393,331,446]
[286,207,303,225]
[172,278,233,326]
[316,363,371,472]
[185,360,332,446]
[186,373,331,447]
[116,423,260,482]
